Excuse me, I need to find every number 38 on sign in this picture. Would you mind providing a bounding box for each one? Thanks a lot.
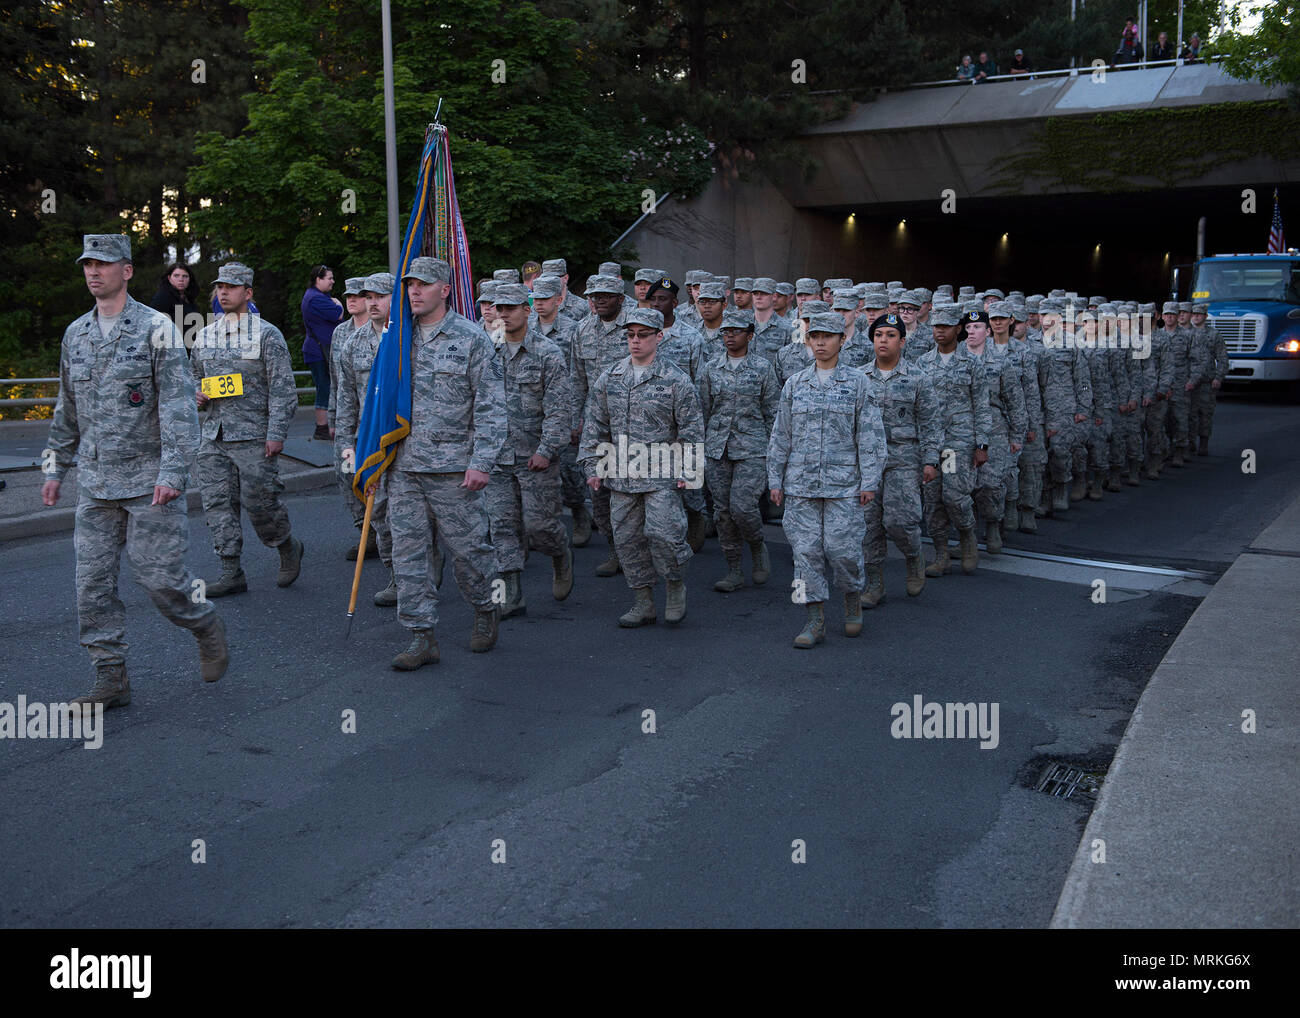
[200,373,243,398]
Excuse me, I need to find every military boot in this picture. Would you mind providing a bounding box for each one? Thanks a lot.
[1105,468,1123,492]
[793,602,825,649]
[194,613,229,682]
[373,569,398,607]
[1144,455,1160,481]
[1087,473,1104,500]
[499,571,526,619]
[71,663,131,710]
[1035,495,1050,518]
[749,539,771,586]
[619,587,657,627]
[958,526,979,574]
[1019,506,1037,533]
[571,506,593,547]
[1169,446,1185,468]
[984,518,1003,554]
[1003,496,1019,533]
[276,537,304,587]
[665,579,686,624]
[1069,474,1087,502]
[925,544,950,577]
[1127,458,1143,486]
[346,528,378,561]
[206,557,248,598]
[552,547,573,601]
[714,552,746,592]
[469,608,499,652]
[1051,482,1071,512]
[391,630,439,670]
[860,565,885,609]
[904,554,926,596]
[595,536,621,577]
[844,591,863,637]
[685,509,707,553]
[1197,435,1209,456]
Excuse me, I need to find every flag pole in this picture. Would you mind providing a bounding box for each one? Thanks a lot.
[344,490,376,641]
[381,0,400,275]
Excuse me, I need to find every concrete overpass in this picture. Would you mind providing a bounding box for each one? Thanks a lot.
[618,62,1300,297]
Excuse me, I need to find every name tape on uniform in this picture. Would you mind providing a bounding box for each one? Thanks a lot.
[200,373,243,398]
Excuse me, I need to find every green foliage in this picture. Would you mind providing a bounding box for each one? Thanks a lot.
[1216,2,1300,98]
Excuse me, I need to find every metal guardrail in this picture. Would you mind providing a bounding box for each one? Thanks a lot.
[906,54,1220,90]
[2,371,317,409]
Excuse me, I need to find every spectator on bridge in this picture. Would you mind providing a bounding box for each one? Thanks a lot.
[956,55,976,81]
[973,51,998,82]
[1150,31,1175,61]
[1007,49,1033,75]
[1114,29,1144,66]
[1180,33,1202,63]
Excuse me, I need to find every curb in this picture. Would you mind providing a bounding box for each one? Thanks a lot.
[0,466,337,543]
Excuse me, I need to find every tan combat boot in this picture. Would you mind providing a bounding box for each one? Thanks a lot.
[71,663,131,710]
[1003,496,1019,533]
[206,557,247,598]
[1126,458,1142,486]
[571,506,593,547]
[346,528,378,561]
[618,587,656,627]
[1105,468,1123,492]
[552,547,573,601]
[665,579,686,624]
[1087,473,1104,500]
[860,565,885,609]
[499,570,526,619]
[469,608,499,652]
[958,526,979,574]
[391,630,439,670]
[595,536,621,577]
[985,519,1002,555]
[276,537,304,587]
[373,569,398,607]
[905,554,926,596]
[714,552,746,593]
[1169,446,1185,468]
[194,613,229,683]
[1019,505,1037,533]
[1051,482,1071,512]
[925,544,949,577]
[793,602,826,648]
[1197,435,1209,456]
[1069,474,1087,502]
[749,539,771,586]
[844,591,863,637]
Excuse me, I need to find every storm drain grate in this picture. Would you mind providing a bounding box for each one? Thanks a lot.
[1034,763,1104,800]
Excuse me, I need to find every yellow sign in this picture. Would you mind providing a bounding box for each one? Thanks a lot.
[1192,291,1210,299]
[201,373,243,398]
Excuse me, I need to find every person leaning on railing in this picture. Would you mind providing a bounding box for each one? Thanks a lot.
[956,55,976,81]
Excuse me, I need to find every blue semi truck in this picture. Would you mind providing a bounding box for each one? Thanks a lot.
[1189,253,1300,386]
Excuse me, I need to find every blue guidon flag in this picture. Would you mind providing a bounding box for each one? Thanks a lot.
[353,120,476,500]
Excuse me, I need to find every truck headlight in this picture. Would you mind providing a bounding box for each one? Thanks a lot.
[1275,338,1300,354]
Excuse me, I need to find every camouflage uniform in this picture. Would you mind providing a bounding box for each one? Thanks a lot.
[657,317,709,515]
[388,310,506,630]
[1143,325,1176,469]
[1104,332,1135,478]
[329,314,365,528]
[969,344,1027,527]
[571,303,630,543]
[862,359,942,566]
[485,328,573,572]
[190,313,297,557]
[903,322,935,362]
[767,363,886,604]
[1038,324,1092,495]
[335,320,394,565]
[775,338,814,386]
[751,313,793,365]
[989,334,1041,521]
[838,326,875,371]
[1077,341,1113,484]
[1163,325,1194,460]
[1187,318,1227,441]
[698,349,780,560]
[537,310,588,516]
[916,345,992,542]
[578,355,705,589]
[46,293,216,667]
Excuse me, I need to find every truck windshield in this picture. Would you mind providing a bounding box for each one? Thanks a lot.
[1193,260,1300,303]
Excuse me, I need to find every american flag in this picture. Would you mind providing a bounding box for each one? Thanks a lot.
[1268,189,1286,254]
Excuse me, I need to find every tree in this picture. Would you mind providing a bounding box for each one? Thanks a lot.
[1216,2,1300,100]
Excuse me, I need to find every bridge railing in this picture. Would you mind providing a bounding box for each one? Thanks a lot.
[904,54,1222,91]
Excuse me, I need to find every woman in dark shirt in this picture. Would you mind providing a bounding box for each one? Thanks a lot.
[149,262,202,349]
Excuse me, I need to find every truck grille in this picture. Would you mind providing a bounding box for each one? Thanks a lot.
[1210,315,1264,354]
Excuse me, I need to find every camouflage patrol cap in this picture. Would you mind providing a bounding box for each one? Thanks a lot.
[958,286,976,298]
[1025,296,1042,312]
[343,276,367,297]
[1139,302,1157,314]
[697,281,726,300]
[215,262,254,287]
[807,312,845,335]
[721,308,755,330]
[531,274,562,299]
[1097,304,1119,318]
[1178,301,1193,312]
[733,277,755,292]
[751,277,778,293]
[929,305,962,326]
[587,274,625,295]
[916,288,934,303]
[831,291,858,311]
[983,288,1005,300]
[634,267,665,284]
[1089,295,1106,306]
[897,289,923,307]
[775,282,795,296]
[599,261,623,277]
[477,283,498,305]
[361,272,395,295]
[887,287,906,301]
[493,268,521,283]
[823,278,852,291]
[1192,303,1208,314]
[713,275,731,290]
[886,280,904,289]
[541,258,567,275]
[625,308,664,330]
[934,284,954,297]
[1161,300,1180,314]
[798,300,830,319]
[987,300,1014,319]
[493,283,530,306]
[862,290,890,309]
[1010,304,1028,321]
[795,277,821,295]
[684,270,710,286]
[77,234,132,263]
[404,256,451,283]
[1039,298,1066,314]
[1008,290,1025,300]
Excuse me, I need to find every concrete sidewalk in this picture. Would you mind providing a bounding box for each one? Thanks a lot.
[0,408,338,542]
[1051,492,1300,928]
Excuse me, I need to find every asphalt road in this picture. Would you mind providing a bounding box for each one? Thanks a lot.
[1,392,1296,927]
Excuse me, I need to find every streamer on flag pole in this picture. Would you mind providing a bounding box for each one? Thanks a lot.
[1267,189,1285,254]
[352,112,476,503]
